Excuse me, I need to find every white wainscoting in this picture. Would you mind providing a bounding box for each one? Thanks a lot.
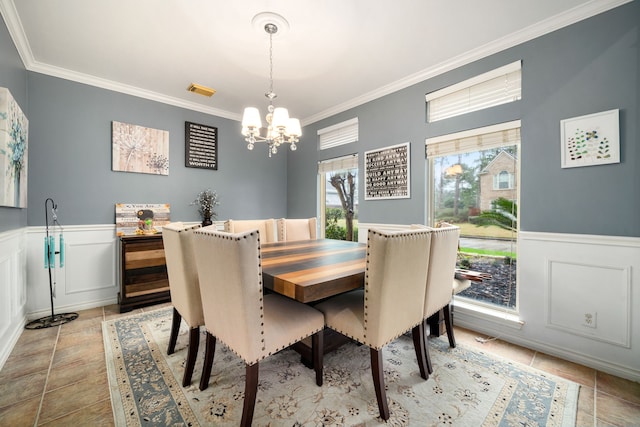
[26,225,120,319]
[358,224,640,381]
[0,228,27,371]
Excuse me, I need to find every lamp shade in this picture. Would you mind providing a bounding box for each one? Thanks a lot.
[271,107,290,129]
[242,107,262,129]
[286,118,301,137]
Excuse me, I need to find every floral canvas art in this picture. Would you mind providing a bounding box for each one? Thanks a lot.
[112,121,169,175]
[0,88,29,208]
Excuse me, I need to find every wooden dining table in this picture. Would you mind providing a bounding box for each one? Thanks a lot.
[261,238,366,303]
[261,238,366,362]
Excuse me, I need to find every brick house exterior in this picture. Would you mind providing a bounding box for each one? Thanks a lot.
[478,151,517,211]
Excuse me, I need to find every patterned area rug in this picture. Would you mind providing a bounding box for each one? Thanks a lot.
[103,308,579,426]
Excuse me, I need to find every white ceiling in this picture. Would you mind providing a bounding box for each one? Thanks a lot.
[0,0,629,125]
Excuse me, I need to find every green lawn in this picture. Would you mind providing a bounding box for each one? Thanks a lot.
[455,222,515,239]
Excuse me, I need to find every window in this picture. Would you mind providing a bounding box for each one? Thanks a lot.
[426,121,520,310]
[318,118,358,150]
[494,171,514,189]
[318,155,358,241]
[426,61,521,122]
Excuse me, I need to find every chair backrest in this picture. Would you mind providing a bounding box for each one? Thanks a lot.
[191,228,266,363]
[424,224,461,318]
[277,218,317,241]
[161,222,204,327]
[364,227,431,349]
[224,219,277,242]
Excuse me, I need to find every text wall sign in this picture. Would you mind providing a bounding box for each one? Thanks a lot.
[185,121,217,170]
[364,142,411,200]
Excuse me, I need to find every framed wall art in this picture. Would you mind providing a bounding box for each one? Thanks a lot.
[560,109,619,169]
[185,121,217,170]
[364,142,410,200]
[112,121,170,175]
[0,87,29,208]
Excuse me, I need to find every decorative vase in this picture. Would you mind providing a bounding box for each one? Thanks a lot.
[202,216,213,227]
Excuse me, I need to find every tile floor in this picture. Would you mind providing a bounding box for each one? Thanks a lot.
[1,303,639,426]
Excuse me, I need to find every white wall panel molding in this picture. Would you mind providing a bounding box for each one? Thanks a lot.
[455,230,640,382]
[0,228,27,371]
[26,225,119,318]
[545,259,630,347]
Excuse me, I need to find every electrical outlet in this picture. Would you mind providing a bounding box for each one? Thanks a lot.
[583,312,597,329]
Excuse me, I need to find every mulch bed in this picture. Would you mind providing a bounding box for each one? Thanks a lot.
[457,256,517,308]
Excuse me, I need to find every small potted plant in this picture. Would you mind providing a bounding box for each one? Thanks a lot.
[191,189,219,226]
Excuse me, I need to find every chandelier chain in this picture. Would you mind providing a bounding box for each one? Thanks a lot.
[268,30,274,100]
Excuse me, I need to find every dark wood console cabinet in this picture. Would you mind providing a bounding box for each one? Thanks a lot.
[118,235,170,312]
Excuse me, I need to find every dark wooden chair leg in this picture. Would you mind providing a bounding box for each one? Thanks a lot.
[427,309,445,337]
[182,326,200,387]
[444,304,456,348]
[199,332,216,391]
[370,348,390,421]
[312,330,324,386]
[425,332,433,375]
[167,307,181,355]
[241,363,260,427]
[412,323,428,380]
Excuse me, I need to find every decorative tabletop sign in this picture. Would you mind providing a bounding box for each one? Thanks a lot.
[185,121,217,170]
[364,142,411,200]
[115,203,171,236]
[560,109,619,169]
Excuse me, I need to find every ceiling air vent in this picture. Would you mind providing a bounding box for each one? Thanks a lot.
[187,83,216,97]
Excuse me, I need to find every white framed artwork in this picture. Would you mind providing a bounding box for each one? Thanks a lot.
[560,109,619,169]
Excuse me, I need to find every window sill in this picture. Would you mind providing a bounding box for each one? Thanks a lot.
[453,299,524,330]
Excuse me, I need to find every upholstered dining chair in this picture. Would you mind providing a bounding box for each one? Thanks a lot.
[419,224,461,376]
[224,218,277,242]
[315,228,432,421]
[191,228,325,427]
[161,222,204,387]
[277,217,317,241]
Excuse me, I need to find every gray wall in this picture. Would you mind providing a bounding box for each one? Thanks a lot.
[0,14,28,232]
[289,2,639,238]
[25,73,288,226]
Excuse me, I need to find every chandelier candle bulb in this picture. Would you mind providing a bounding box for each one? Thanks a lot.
[242,107,262,130]
[271,107,290,129]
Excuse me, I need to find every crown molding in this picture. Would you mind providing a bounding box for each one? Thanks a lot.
[0,0,32,68]
[302,0,632,125]
[26,60,241,121]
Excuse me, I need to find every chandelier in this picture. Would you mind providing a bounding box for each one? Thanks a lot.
[241,18,300,157]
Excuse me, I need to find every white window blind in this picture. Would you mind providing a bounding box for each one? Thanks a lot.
[318,118,358,150]
[426,61,521,122]
[318,154,358,174]
[426,120,521,158]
